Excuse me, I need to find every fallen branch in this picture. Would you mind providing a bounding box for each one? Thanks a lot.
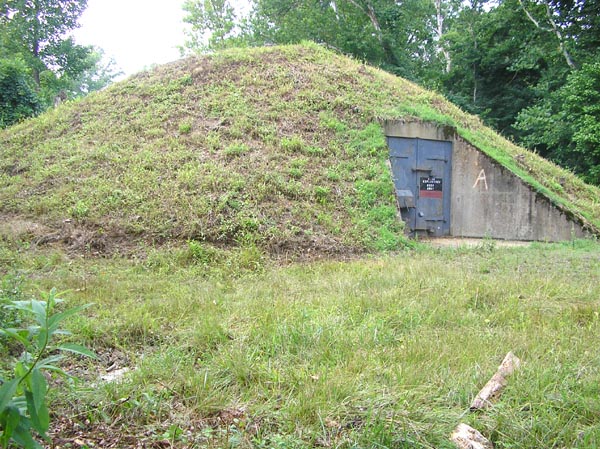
[451,423,494,449]
[470,352,521,410]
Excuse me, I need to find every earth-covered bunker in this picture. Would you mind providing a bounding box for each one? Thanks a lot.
[2,43,599,256]
[385,120,589,241]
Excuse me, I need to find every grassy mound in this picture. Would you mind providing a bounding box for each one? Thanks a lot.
[1,43,598,257]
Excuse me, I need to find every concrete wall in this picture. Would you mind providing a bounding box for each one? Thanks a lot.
[384,120,588,241]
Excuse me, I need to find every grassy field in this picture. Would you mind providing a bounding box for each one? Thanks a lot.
[1,239,599,448]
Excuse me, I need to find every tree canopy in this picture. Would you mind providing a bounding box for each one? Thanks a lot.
[0,0,119,127]
[0,56,41,127]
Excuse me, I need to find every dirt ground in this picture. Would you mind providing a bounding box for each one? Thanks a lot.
[422,237,532,248]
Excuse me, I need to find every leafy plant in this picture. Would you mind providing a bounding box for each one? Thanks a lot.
[281,136,305,153]
[178,122,192,134]
[185,240,220,266]
[517,61,600,185]
[0,289,95,448]
[288,167,303,179]
[313,186,330,203]
[224,142,249,157]
[71,200,89,219]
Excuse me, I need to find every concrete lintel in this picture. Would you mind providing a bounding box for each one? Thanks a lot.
[383,120,456,141]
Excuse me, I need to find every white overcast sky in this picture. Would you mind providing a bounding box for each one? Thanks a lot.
[72,0,188,77]
[72,0,252,78]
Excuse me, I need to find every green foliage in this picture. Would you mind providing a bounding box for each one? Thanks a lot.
[288,167,303,179]
[443,0,550,135]
[313,185,329,203]
[0,0,88,53]
[325,168,341,181]
[0,58,41,128]
[178,122,192,134]
[0,1,91,92]
[248,0,438,79]
[65,48,122,98]
[181,0,239,52]
[280,135,305,153]
[0,275,23,333]
[319,113,347,132]
[184,240,219,265]
[224,142,249,157]
[351,164,405,251]
[71,200,89,219]
[355,178,391,209]
[517,61,600,184]
[347,123,388,157]
[0,288,95,448]
[0,0,118,120]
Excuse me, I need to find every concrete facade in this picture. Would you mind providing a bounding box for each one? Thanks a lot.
[384,120,588,241]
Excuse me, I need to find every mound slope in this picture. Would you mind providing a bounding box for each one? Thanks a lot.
[1,43,599,256]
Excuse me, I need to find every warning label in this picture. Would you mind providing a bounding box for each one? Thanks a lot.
[420,177,443,199]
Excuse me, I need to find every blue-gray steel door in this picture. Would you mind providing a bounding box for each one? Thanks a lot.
[388,137,452,237]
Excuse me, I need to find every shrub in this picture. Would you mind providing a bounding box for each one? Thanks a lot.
[0,58,42,128]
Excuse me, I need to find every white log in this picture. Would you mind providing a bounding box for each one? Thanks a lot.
[451,423,494,449]
[470,352,521,410]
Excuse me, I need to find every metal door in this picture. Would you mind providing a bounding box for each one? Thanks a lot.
[388,137,452,237]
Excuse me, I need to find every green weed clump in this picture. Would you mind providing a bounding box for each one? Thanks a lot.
[224,142,250,157]
[178,122,192,134]
[0,274,23,331]
[280,136,305,153]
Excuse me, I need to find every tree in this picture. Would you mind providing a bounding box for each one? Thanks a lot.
[433,0,462,74]
[441,0,578,136]
[0,0,89,86]
[517,0,577,68]
[0,0,119,126]
[443,2,531,132]
[37,45,121,104]
[66,48,121,98]
[235,0,441,82]
[0,56,41,127]
[516,0,600,69]
[516,60,600,184]
[181,0,239,52]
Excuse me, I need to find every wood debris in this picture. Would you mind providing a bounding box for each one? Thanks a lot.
[470,351,521,410]
[451,423,494,449]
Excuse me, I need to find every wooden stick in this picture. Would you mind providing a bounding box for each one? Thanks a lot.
[470,352,521,410]
[451,423,494,449]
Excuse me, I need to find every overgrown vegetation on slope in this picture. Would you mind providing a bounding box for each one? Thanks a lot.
[1,239,599,448]
[1,43,599,258]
